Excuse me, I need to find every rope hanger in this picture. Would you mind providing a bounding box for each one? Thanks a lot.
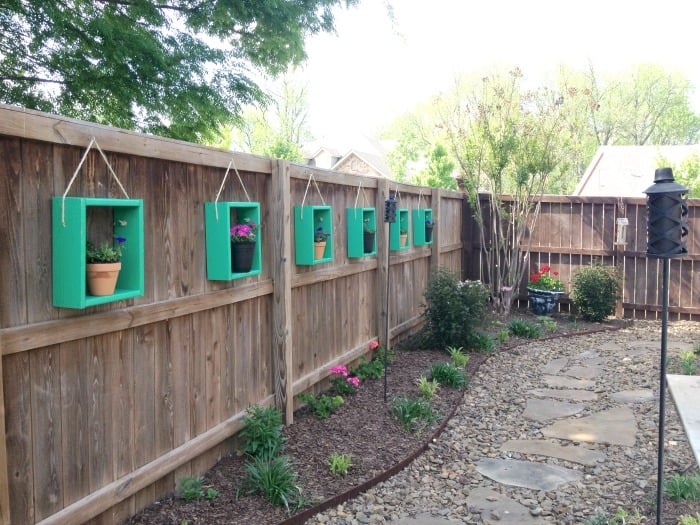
[213,158,252,221]
[61,136,130,226]
[299,172,326,219]
[352,182,370,219]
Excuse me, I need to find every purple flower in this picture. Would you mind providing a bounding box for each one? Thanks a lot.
[115,236,127,244]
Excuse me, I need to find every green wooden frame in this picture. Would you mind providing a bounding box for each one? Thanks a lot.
[294,205,333,265]
[390,208,410,251]
[205,202,262,280]
[347,207,376,257]
[413,208,434,246]
[52,197,144,309]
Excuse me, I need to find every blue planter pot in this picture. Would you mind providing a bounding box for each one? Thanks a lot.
[527,288,564,316]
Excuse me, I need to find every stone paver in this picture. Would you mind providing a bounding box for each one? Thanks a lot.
[542,406,637,446]
[542,357,568,375]
[501,439,605,466]
[609,389,656,403]
[522,398,586,421]
[529,388,598,401]
[391,516,464,525]
[542,374,595,389]
[475,458,582,491]
[465,488,544,524]
[562,364,602,380]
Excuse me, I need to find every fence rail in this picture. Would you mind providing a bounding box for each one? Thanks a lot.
[0,105,463,525]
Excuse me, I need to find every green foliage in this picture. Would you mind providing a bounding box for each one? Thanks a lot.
[298,393,344,420]
[507,319,542,339]
[497,330,509,343]
[178,476,218,502]
[679,514,700,525]
[664,474,700,501]
[571,264,621,322]
[447,347,470,368]
[391,396,439,434]
[428,362,467,389]
[239,455,302,511]
[86,240,125,263]
[351,356,384,380]
[328,452,352,477]
[538,316,558,333]
[695,342,700,355]
[0,1,356,142]
[583,508,645,524]
[240,405,286,460]
[420,268,489,349]
[468,332,495,353]
[423,144,457,190]
[679,351,698,375]
[415,376,440,400]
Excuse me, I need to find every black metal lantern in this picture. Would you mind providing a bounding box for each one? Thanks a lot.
[384,191,397,223]
[643,167,688,525]
[644,167,688,258]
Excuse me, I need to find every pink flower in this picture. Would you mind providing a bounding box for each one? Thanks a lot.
[347,377,360,388]
[330,365,348,377]
[369,341,379,350]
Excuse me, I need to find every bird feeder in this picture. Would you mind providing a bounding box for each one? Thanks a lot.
[614,217,629,246]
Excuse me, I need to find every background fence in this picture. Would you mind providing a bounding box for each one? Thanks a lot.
[0,105,463,525]
[463,194,700,320]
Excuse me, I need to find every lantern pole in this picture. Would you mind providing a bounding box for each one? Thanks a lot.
[383,190,397,403]
[643,167,689,525]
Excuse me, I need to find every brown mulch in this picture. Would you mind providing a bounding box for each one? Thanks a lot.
[124,313,698,525]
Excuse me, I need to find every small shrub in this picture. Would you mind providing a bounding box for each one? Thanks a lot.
[328,452,352,476]
[679,514,700,525]
[240,405,285,460]
[298,393,344,420]
[391,396,439,433]
[679,350,698,375]
[428,362,467,389]
[507,319,542,339]
[694,341,700,355]
[351,356,384,380]
[447,346,469,368]
[177,477,219,502]
[583,508,645,525]
[420,268,489,349]
[664,474,700,501]
[467,332,495,352]
[571,264,621,322]
[538,316,557,333]
[329,365,360,396]
[415,376,440,399]
[239,455,302,511]
[497,329,509,343]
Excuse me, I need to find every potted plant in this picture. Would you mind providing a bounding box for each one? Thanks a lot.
[425,218,434,243]
[314,226,331,259]
[363,219,376,254]
[230,218,259,273]
[527,265,565,315]
[86,237,126,296]
[399,227,408,247]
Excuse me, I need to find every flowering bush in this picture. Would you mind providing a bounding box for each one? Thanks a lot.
[230,218,259,243]
[369,340,379,350]
[86,237,126,263]
[314,226,331,242]
[329,365,360,396]
[528,265,564,292]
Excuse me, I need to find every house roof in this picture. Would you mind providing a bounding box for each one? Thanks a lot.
[574,145,700,197]
[302,131,394,177]
[332,149,392,178]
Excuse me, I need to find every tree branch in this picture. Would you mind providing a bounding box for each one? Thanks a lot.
[0,75,67,85]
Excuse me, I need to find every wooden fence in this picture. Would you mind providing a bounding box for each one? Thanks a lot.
[463,194,700,320]
[0,105,464,524]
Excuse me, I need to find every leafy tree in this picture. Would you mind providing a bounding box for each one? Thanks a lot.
[423,144,457,190]
[0,0,356,143]
[434,68,575,313]
[657,152,700,197]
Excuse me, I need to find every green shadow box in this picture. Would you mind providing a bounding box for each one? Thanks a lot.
[205,202,262,280]
[52,197,144,309]
[347,207,376,258]
[390,208,410,251]
[413,208,434,246]
[294,205,333,265]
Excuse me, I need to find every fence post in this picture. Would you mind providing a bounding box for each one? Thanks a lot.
[615,198,627,318]
[270,159,294,424]
[375,178,390,349]
[0,351,9,524]
[430,188,442,273]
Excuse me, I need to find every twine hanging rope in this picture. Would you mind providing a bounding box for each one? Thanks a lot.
[417,188,424,210]
[352,182,369,219]
[61,137,130,226]
[213,158,251,221]
[299,172,326,219]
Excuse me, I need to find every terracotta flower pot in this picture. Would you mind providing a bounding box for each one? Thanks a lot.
[86,262,122,296]
[314,241,326,259]
[400,233,408,247]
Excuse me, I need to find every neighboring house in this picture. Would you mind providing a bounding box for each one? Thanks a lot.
[574,144,700,197]
[302,132,394,178]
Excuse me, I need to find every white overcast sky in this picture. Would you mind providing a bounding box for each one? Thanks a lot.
[300,0,700,139]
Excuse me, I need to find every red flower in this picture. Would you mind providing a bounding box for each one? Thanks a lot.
[553,271,559,276]
[540,265,551,273]
[530,274,540,282]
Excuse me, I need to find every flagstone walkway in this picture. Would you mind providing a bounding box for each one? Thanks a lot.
[308,321,700,525]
